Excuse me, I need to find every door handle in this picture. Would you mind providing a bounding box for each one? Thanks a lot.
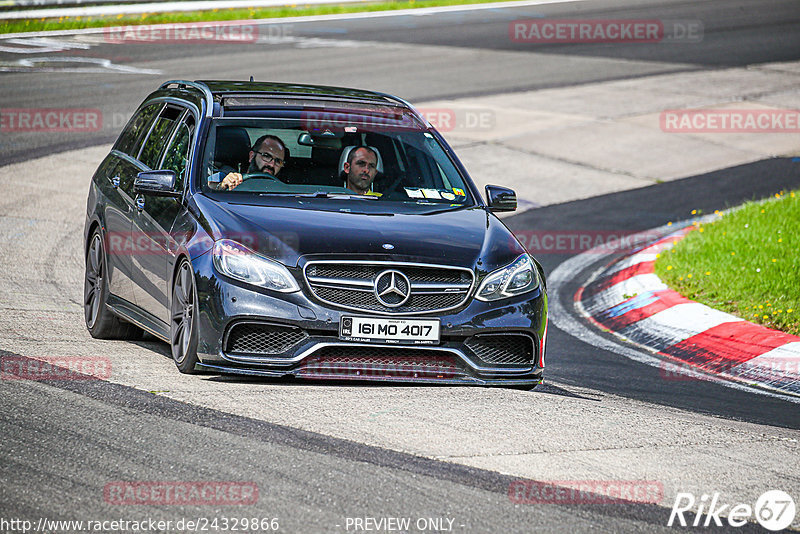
[136,195,145,211]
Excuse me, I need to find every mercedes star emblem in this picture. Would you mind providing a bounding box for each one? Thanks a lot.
[374,270,411,307]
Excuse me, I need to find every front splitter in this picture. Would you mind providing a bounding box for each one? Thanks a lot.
[195,361,542,386]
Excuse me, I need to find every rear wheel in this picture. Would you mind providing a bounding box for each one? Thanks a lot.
[84,230,143,339]
[170,259,200,374]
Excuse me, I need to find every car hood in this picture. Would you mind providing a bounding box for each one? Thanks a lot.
[194,196,525,271]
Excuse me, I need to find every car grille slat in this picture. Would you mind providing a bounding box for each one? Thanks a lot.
[465,334,534,365]
[225,323,308,355]
[309,265,377,279]
[297,346,464,379]
[305,262,473,314]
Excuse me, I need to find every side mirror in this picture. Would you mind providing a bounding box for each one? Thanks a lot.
[134,170,181,197]
[485,185,517,212]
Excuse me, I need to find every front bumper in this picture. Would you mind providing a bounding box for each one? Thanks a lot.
[192,253,547,385]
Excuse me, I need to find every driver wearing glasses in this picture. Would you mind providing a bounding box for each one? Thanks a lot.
[213,134,287,191]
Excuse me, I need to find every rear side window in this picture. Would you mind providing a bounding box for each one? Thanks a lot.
[161,113,196,192]
[138,104,184,169]
[114,103,161,157]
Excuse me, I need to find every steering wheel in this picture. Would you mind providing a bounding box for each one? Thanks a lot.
[377,173,409,200]
[228,173,286,193]
[243,172,282,182]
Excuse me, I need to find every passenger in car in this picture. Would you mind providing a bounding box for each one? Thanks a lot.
[212,134,288,190]
[343,146,380,196]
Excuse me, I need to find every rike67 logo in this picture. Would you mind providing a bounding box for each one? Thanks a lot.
[668,490,796,531]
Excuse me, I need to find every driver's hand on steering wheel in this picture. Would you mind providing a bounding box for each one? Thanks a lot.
[219,172,244,190]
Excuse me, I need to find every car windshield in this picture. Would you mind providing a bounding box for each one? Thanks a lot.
[200,115,475,209]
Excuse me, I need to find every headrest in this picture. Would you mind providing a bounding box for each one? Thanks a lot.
[214,127,251,172]
[338,145,384,175]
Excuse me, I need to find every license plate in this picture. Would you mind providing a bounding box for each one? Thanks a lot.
[339,316,440,345]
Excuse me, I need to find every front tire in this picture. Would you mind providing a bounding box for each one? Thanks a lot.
[84,230,142,339]
[170,259,200,374]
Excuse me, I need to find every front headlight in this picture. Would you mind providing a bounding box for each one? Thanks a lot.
[212,239,300,293]
[475,254,540,301]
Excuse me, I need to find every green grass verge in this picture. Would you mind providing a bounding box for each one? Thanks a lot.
[1,0,504,34]
[654,190,799,336]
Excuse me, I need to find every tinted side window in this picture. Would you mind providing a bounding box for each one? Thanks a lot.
[161,114,196,192]
[114,103,161,157]
[115,157,143,197]
[138,105,183,169]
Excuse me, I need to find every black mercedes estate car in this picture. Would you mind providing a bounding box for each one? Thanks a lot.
[84,80,547,385]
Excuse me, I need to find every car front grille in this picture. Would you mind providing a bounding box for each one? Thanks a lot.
[304,262,474,315]
[225,322,308,355]
[465,334,535,365]
[313,287,465,312]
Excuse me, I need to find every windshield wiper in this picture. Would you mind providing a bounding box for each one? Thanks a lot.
[292,192,379,200]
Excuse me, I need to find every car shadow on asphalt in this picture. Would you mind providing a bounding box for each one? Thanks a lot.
[200,374,602,401]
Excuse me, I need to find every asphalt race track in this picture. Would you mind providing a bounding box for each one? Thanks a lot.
[1,0,800,532]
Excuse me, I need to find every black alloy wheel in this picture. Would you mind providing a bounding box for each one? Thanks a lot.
[84,230,142,339]
[170,259,200,373]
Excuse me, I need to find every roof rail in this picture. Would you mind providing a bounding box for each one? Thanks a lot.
[217,90,404,107]
[159,80,214,117]
[218,96,410,114]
